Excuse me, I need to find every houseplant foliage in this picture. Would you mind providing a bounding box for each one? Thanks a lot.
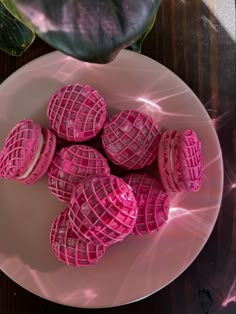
[0,0,161,63]
[0,0,35,55]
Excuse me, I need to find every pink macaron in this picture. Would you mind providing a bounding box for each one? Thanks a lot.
[50,208,106,267]
[0,119,56,184]
[68,175,138,246]
[102,110,161,170]
[123,172,169,235]
[48,145,110,202]
[47,83,107,142]
[158,129,202,192]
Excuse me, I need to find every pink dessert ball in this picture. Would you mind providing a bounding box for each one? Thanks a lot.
[0,119,56,184]
[50,208,106,267]
[48,145,110,202]
[158,129,202,192]
[102,110,161,170]
[68,175,138,246]
[123,172,169,235]
[47,83,107,142]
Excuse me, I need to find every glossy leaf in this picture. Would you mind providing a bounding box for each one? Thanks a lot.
[12,0,162,63]
[0,1,35,56]
[129,14,157,53]
[1,0,34,31]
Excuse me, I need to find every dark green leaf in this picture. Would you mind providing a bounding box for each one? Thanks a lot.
[1,0,34,31]
[0,2,35,56]
[128,14,157,53]
[12,0,162,63]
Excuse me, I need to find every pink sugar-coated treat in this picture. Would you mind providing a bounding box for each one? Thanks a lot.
[123,172,169,235]
[68,175,138,246]
[101,110,161,170]
[20,128,56,184]
[0,120,41,179]
[48,145,110,202]
[158,129,202,192]
[0,120,56,184]
[47,83,107,142]
[50,208,106,267]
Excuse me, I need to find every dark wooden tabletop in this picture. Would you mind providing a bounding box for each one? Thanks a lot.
[0,1,235,314]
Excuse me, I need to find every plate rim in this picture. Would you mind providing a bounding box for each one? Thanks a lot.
[0,49,224,308]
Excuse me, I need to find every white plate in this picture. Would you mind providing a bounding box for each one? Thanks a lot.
[0,50,223,308]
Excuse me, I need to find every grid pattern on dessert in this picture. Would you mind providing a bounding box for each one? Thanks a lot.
[48,145,110,202]
[68,176,138,245]
[50,209,105,266]
[48,84,106,141]
[158,130,179,192]
[123,173,169,235]
[25,128,56,184]
[0,120,41,179]
[174,130,202,191]
[102,110,161,169]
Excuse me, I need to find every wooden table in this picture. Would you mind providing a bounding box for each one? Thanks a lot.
[0,1,235,313]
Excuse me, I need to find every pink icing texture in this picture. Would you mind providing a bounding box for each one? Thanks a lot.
[102,110,161,170]
[158,129,202,192]
[48,145,110,202]
[0,119,41,180]
[50,208,106,267]
[68,175,138,246]
[19,128,56,184]
[123,172,169,235]
[47,83,107,142]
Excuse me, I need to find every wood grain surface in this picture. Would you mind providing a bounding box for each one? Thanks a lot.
[0,1,235,313]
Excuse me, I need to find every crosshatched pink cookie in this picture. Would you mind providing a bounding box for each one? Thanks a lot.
[123,172,169,235]
[158,129,202,192]
[50,208,106,267]
[68,175,138,246]
[48,145,110,202]
[47,83,107,142]
[0,119,56,184]
[23,128,56,184]
[101,110,161,170]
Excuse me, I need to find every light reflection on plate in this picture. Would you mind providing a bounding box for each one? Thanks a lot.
[0,50,223,308]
